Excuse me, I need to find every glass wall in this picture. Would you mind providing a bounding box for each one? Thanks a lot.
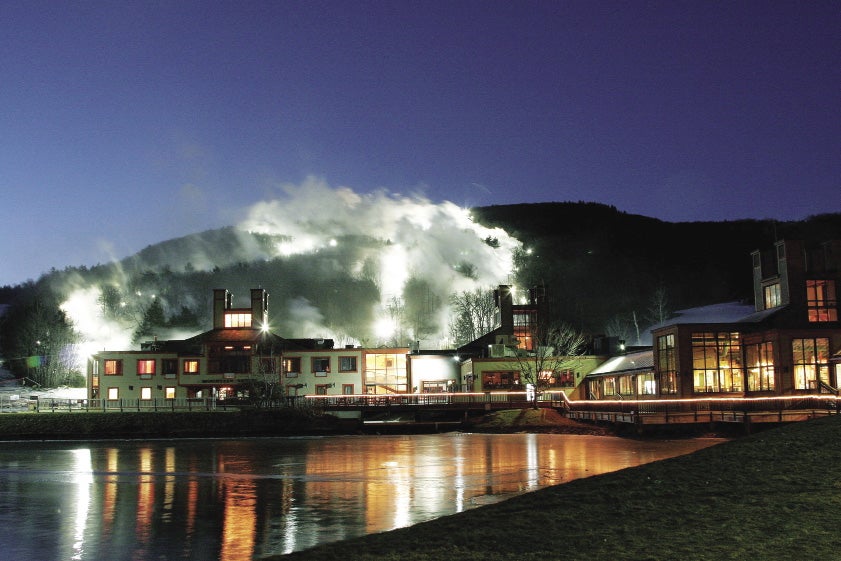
[746,341,775,391]
[691,332,743,393]
[792,338,830,390]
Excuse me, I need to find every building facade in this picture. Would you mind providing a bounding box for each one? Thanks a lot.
[628,240,841,400]
[87,288,419,404]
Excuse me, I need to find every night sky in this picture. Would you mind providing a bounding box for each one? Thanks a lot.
[2,1,839,286]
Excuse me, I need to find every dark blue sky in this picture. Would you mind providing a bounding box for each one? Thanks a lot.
[2,1,839,285]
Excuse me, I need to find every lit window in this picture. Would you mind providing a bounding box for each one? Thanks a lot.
[657,334,677,394]
[763,283,781,309]
[104,359,122,376]
[365,352,408,392]
[618,375,634,396]
[691,332,743,393]
[140,387,152,400]
[107,387,119,400]
[339,356,357,372]
[224,312,252,328]
[806,280,838,322]
[792,338,830,390]
[342,384,354,395]
[746,342,775,391]
[137,359,156,376]
[637,372,656,395]
[183,359,200,374]
[165,387,176,399]
[283,357,301,377]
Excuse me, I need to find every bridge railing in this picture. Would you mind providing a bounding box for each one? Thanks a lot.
[565,395,841,416]
[304,391,548,409]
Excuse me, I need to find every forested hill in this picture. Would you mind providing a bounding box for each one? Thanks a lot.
[470,203,841,331]
[2,202,841,337]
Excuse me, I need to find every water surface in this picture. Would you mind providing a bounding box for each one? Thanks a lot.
[0,433,722,560]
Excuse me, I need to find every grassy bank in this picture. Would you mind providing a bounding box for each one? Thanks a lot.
[270,414,841,561]
[0,408,349,440]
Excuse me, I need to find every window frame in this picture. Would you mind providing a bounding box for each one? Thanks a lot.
[339,356,358,372]
[311,357,331,376]
[806,280,838,322]
[137,359,156,377]
[283,357,301,378]
[104,359,123,376]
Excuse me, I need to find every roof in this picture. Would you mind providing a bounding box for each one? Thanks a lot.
[587,349,653,377]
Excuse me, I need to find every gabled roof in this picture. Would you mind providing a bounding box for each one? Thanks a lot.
[587,349,653,377]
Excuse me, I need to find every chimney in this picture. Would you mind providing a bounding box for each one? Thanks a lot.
[494,285,514,335]
[251,288,269,330]
[213,289,230,329]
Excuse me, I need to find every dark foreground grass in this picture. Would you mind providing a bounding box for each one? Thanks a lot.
[269,415,841,561]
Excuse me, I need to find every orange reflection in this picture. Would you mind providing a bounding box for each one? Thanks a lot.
[220,478,257,561]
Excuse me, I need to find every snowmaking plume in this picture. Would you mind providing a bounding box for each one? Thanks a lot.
[58,177,522,367]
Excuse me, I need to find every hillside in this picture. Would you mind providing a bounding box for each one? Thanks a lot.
[2,203,841,367]
[472,203,841,331]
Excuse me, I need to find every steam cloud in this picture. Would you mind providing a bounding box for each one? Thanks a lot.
[60,177,522,365]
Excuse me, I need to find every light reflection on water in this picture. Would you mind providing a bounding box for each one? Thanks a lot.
[0,433,722,560]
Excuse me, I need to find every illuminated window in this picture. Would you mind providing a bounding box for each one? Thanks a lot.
[806,280,838,322]
[763,283,781,309]
[365,352,408,393]
[165,387,176,399]
[637,372,656,395]
[657,334,677,394]
[104,359,122,376]
[588,379,601,400]
[342,384,354,395]
[603,376,616,395]
[481,371,520,390]
[691,332,743,393]
[792,338,830,390]
[137,359,156,376]
[339,356,357,372]
[183,359,200,374]
[746,342,775,391]
[224,312,252,328]
[140,387,152,400]
[513,309,536,350]
[107,387,119,400]
[283,357,301,377]
[618,375,634,396]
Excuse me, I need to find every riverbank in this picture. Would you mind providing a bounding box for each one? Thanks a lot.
[0,408,352,440]
[270,414,841,561]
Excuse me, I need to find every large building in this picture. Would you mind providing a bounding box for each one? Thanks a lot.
[87,288,423,404]
[586,240,841,400]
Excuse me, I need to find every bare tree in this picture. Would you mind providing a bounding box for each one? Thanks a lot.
[448,288,497,347]
[646,285,671,326]
[513,321,587,409]
[248,345,283,408]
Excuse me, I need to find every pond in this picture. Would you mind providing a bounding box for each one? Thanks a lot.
[0,433,722,560]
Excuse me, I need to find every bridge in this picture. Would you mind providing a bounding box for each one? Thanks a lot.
[302,391,841,429]
[12,391,841,432]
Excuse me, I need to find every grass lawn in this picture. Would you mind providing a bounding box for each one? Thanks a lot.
[269,414,841,561]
